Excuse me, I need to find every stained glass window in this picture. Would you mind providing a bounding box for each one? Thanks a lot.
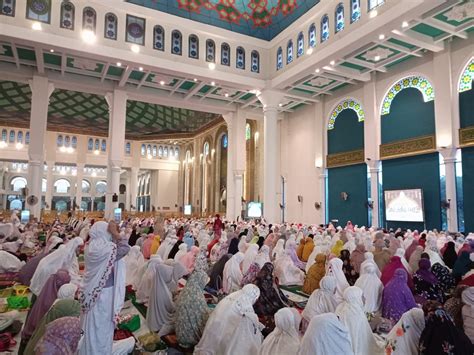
[26,0,51,23]
[1,129,7,142]
[60,0,74,30]
[335,4,344,33]
[17,131,22,143]
[328,99,365,130]
[171,30,182,55]
[309,23,316,48]
[251,51,259,73]
[104,12,117,40]
[71,136,77,148]
[459,58,474,93]
[381,76,434,115]
[175,147,179,157]
[25,132,30,145]
[188,34,199,59]
[164,147,169,157]
[222,134,228,148]
[276,47,283,70]
[236,47,245,70]
[153,25,164,51]
[82,6,96,32]
[287,40,294,64]
[203,142,209,156]
[101,139,106,152]
[245,123,251,140]
[351,0,361,23]
[94,139,100,151]
[146,144,151,156]
[221,43,230,66]
[206,39,215,63]
[369,0,384,11]
[158,146,163,157]
[297,32,304,57]
[321,15,329,42]
[141,144,145,156]
[88,138,93,151]
[152,145,157,157]
[9,130,14,143]
[125,142,131,154]
[57,135,63,147]
[1,0,15,17]
[64,135,70,147]
[126,14,145,45]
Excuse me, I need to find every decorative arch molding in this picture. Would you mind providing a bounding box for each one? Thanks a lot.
[459,57,474,93]
[328,98,365,130]
[381,75,434,116]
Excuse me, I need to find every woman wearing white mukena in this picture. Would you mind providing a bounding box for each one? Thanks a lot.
[79,221,130,355]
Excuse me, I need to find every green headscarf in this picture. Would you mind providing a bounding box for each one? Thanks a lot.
[24,299,80,354]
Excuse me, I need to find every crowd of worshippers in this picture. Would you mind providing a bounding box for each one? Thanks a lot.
[0,211,473,355]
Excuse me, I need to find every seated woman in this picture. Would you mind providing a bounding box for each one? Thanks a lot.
[34,317,81,355]
[382,268,417,324]
[273,250,304,286]
[222,252,245,294]
[259,307,301,355]
[384,308,425,355]
[302,253,326,295]
[301,276,338,327]
[207,253,232,292]
[253,263,289,318]
[354,263,383,314]
[241,262,261,286]
[413,258,445,304]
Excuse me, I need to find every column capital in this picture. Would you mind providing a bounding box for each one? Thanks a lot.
[257,90,285,110]
[438,147,457,161]
[366,159,381,171]
[234,169,245,177]
[28,76,54,98]
[105,90,128,108]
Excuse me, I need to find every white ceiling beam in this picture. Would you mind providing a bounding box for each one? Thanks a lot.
[282,91,319,103]
[336,59,386,73]
[60,52,66,75]
[137,70,151,89]
[100,63,110,82]
[423,18,468,39]
[10,42,20,69]
[375,40,423,57]
[184,82,204,100]
[323,65,372,81]
[169,79,184,96]
[391,29,445,52]
[118,66,133,87]
[241,96,259,109]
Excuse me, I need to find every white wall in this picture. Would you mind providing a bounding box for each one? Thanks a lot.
[156,170,179,211]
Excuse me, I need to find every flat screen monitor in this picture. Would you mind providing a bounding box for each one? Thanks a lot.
[247,202,262,218]
[384,188,424,222]
[20,210,30,224]
[184,204,192,216]
[113,208,122,223]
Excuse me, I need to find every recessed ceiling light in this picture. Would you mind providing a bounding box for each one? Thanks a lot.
[131,44,140,53]
[211,81,216,86]
[369,10,378,18]
[224,93,229,97]
[81,29,96,44]
[49,49,54,53]
[306,47,313,55]
[374,55,381,61]
[139,67,143,71]
[208,63,216,70]
[160,80,165,85]
[402,21,409,28]
[378,34,385,40]
[330,60,335,66]
[315,68,320,73]
[193,78,198,82]
[116,62,122,67]
[279,103,283,107]
[32,22,42,31]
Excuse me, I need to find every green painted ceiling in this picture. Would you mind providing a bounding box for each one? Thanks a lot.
[0,81,220,139]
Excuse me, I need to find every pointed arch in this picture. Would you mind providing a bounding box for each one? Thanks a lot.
[458,57,474,93]
[381,75,435,116]
[328,98,365,130]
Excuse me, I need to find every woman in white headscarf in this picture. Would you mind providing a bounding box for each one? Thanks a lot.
[360,251,381,277]
[254,245,271,268]
[0,250,24,272]
[135,254,163,303]
[174,243,188,262]
[271,239,285,261]
[335,286,385,355]
[325,257,349,303]
[385,308,425,355]
[30,237,84,296]
[354,263,383,314]
[222,252,245,294]
[298,313,354,355]
[56,283,78,300]
[273,251,305,286]
[259,307,300,355]
[395,248,412,274]
[302,276,338,324]
[123,245,145,289]
[195,284,263,355]
[242,244,259,274]
[146,261,188,336]
[79,221,129,355]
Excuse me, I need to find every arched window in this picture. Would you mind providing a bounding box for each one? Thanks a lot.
[152,145,157,157]
[42,178,47,193]
[236,47,245,70]
[153,25,164,51]
[17,131,23,143]
[158,146,163,157]
[11,177,27,192]
[125,14,145,45]
[1,129,7,142]
[321,15,329,42]
[88,138,93,151]
[57,135,63,147]
[25,132,30,145]
[146,144,151,156]
[203,142,209,156]
[287,40,294,64]
[101,139,106,152]
[164,147,169,157]
[54,179,70,194]
[309,23,317,48]
[82,7,96,33]
[82,180,91,193]
[64,135,70,147]
[95,181,107,195]
[221,43,230,66]
[60,0,75,30]
[369,0,384,11]
[246,123,251,140]
[251,51,260,73]
[141,144,146,156]
[104,12,117,40]
[351,0,361,23]
[94,139,100,151]
[297,32,304,57]
[222,134,228,148]
[206,39,216,63]
[26,0,51,23]
[71,136,77,148]
[0,0,15,17]
[276,47,283,70]
[171,30,182,55]
[188,34,199,59]
[335,3,344,33]
[9,130,15,143]
[125,142,131,155]
[175,147,179,157]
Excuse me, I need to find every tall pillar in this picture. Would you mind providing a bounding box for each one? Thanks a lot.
[440,148,458,231]
[314,101,326,225]
[367,160,381,228]
[104,90,127,219]
[27,76,54,218]
[75,164,84,211]
[130,167,139,211]
[223,113,235,220]
[44,162,54,210]
[257,90,285,223]
[318,172,327,224]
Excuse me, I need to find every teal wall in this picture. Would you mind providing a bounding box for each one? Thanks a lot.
[328,164,368,227]
[381,88,435,144]
[462,147,474,233]
[328,109,364,154]
[460,83,474,128]
[382,153,441,230]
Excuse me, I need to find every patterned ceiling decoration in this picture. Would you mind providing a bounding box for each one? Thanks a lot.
[381,76,434,116]
[0,81,220,139]
[328,99,365,130]
[126,0,320,40]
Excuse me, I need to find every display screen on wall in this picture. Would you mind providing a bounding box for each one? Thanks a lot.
[247,202,262,218]
[184,205,192,216]
[384,189,424,222]
[114,208,122,223]
[21,210,30,224]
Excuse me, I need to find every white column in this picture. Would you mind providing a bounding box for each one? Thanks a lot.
[440,148,458,231]
[75,164,84,210]
[318,172,327,224]
[27,76,54,218]
[44,162,54,210]
[130,167,139,210]
[314,101,326,225]
[367,160,381,228]
[257,90,284,223]
[223,113,235,220]
[104,90,127,219]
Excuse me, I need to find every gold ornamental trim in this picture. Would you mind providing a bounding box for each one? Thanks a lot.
[327,149,365,168]
[380,135,436,160]
[460,126,474,147]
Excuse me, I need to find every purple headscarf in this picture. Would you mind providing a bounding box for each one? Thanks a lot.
[415,258,438,284]
[34,316,81,355]
[382,268,417,323]
[21,269,71,340]
[17,251,49,286]
[286,243,306,270]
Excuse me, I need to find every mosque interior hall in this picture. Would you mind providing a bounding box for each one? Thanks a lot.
[0,0,473,233]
